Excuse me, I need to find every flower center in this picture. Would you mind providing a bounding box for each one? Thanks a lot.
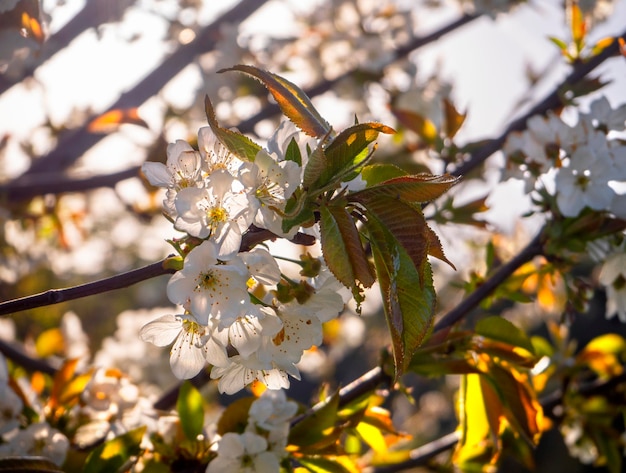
[197,270,216,290]
[207,206,229,225]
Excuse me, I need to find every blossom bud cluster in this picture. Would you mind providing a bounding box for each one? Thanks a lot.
[140,122,348,394]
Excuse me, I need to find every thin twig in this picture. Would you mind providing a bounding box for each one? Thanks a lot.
[433,228,545,331]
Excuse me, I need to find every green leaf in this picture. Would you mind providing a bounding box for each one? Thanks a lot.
[362,206,436,377]
[548,36,569,53]
[176,381,205,441]
[361,163,407,186]
[319,203,375,290]
[220,65,331,138]
[289,393,340,448]
[0,458,64,472]
[312,123,395,191]
[303,140,330,191]
[285,136,303,165]
[83,426,147,473]
[204,95,261,161]
[475,317,535,355]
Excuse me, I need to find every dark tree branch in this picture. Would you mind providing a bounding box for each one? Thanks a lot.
[15,0,270,179]
[0,259,174,317]
[450,28,626,178]
[0,339,57,375]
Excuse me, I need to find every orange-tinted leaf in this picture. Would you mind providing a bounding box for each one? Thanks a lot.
[87,108,149,133]
[220,65,331,138]
[351,174,459,205]
[443,98,466,139]
[21,12,44,43]
[49,359,79,409]
[591,37,615,57]
[392,109,438,145]
[568,3,586,46]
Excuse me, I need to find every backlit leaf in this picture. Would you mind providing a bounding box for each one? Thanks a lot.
[296,455,359,473]
[220,65,331,138]
[350,174,459,205]
[392,109,438,145]
[177,381,205,441]
[217,397,254,435]
[83,426,147,473]
[361,163,407,186]
[204,95,261,161]
[289,392,341,451]
[314,123,395,189]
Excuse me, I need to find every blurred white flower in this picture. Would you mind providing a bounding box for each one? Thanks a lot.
[0,422,69,466]
[598,251,626,323]
[142,140,203,190]
[207,432,280,473]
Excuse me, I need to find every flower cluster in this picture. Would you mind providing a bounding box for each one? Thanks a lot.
[140,122,349,394]
[503,96,626,218]
[208,389,297,472]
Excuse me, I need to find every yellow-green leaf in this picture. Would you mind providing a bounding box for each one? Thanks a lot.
[177,381,205,441]
[475,317,535,355]
[204,95,261,161]
[83,426,147,473]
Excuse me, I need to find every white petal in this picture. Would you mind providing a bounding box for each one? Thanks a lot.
[139,315,181,346]
[141,162,172,187]
[169,331,206,379]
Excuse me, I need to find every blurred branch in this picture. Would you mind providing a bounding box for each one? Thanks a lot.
[236,13,480,135]
[0,339,57,375]
[0,0,133,96]
[0,166,141,202]
[15,0,270,179]
[450,27,626,178]
[1,13,479,202]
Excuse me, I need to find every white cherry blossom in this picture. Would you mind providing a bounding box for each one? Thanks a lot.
[166,240,251,327]
[174,170,256,257]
